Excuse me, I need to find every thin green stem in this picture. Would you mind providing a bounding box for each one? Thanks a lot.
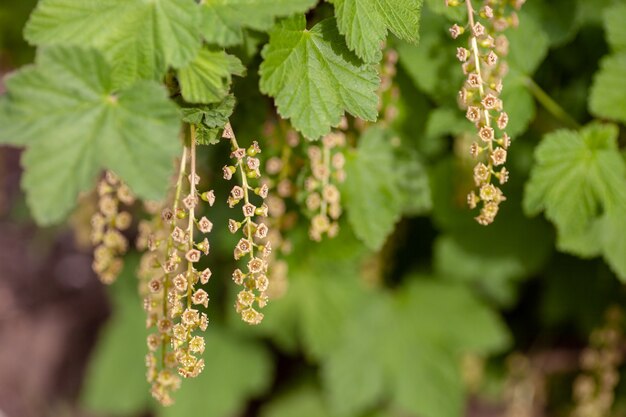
[186,126,197,309]
[162,146,188,368]
[523,76,581,130]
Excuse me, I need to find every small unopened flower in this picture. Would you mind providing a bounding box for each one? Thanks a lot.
[449,24,464,39]
[197,217,213,233]
[456,47,470,62]
[192,289,209,308]
[481,5,494,18]
[491,147,507,166]
[185,249,201,263]
[479,126,494,142]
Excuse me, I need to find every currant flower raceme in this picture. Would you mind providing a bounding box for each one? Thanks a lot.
[222,123,272,325]
[91,171,135,284]
[448,0,524,225]
[135,125,214,405]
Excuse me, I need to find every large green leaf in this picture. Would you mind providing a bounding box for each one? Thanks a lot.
[199,0,317,47]
[590,53,626,124]
[524,123,626,280]
[589,3,626,123]
[259,15,379,140]
[1,46,181,225]
[342,127,404,251]
[323,278,509,417]
[177,49,245,104]
[24,0,201,87]
[328,0,423,63]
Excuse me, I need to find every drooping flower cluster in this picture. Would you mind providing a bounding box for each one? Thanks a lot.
[302,132,346,241]
[91,171,135,284]
[136,129,213,405]
[448,0,525,225]
[222,123,271,325]
[572,306,623,417]
[379,48,400,124]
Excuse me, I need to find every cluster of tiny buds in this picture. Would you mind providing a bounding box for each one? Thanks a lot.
[91,171,135,284]
[448,0,525,225]
[572,306,624,417]
[303,132,346,241]
[223,124,271,325]
[138,137,213,405]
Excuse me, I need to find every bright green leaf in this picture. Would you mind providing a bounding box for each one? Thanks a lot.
[506,12,549,75]
[604,2,626,52]
[177,49,245,104]
[323,279,509,417]
[259,15,379,140]
[200,0,317,47]
[180,94,236,145]
[589,53,626,124]
[524,123,626,280]
[342,127,403,251]
[2,46,181,225]
[328,0,423,63]
[24,0,201,87]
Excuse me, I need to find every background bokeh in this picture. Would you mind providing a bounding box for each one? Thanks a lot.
[1,1,626,417]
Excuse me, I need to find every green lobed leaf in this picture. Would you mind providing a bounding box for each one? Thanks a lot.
[259,15,379,140]
[200,0,317,47]
[180,94,236,145]
[524,123,626,280]
[177,49,245,104]
[1,46,181,225]
[506,12,549,76]
[342,127,403,251]
[589,53,626,124]
[328,0,423,63]
[604,2,626,52]
[323,278,510,417]
[260,385,332,417]
[24,0,201,87]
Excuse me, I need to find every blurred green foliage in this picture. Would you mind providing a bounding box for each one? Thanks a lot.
[2,0,626,416]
